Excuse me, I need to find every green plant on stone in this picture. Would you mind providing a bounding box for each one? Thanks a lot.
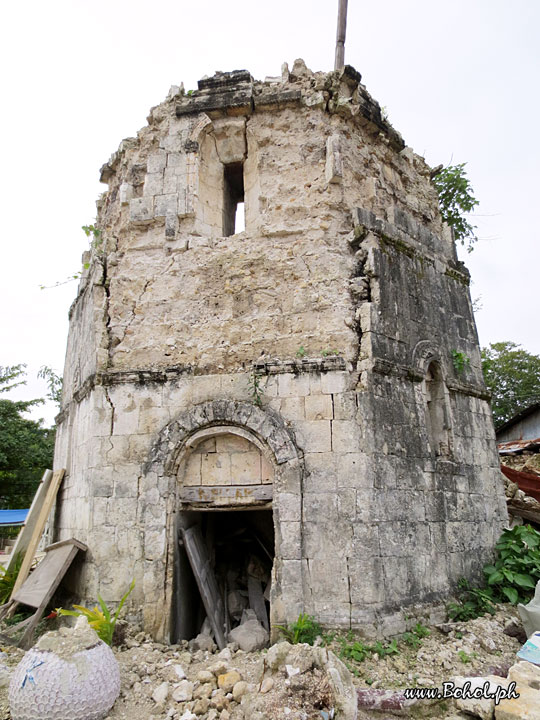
[451,350,470,375]
[484,525,540,605]
[274,613,323,645]
[432,163,479,252]
[296,346,306,358]
[402,622,431,649]
[57,579,135,646]
[321,349,340,357]
[247,371,263,408]
[457,649,473,664]
[447,578,496,621]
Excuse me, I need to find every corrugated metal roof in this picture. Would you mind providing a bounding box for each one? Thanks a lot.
[0,509,28,526]
[501,465,540,503]
[498,437,540,455]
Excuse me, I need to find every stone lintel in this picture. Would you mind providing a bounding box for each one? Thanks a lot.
[180,484,273,507]
[253,356,347,375]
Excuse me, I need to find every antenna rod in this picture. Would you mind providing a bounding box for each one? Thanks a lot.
[334,0,348,70]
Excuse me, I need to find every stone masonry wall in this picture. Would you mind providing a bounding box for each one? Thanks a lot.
[53,60,508,641]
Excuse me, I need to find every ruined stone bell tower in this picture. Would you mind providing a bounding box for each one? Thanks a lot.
[53,60,508,642]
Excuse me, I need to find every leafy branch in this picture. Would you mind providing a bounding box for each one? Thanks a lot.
[432,163,479,252]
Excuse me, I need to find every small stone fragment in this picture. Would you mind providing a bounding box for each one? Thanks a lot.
[173,679,194,702]
[260,677,274,694]
[232,680,248,700]
[152,681,169,704]
[197,669,216,684]
[218,670,242,693]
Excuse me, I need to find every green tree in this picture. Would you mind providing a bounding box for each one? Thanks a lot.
[0,365,55,508]
[481,342,540,427]
[432,163,479,252]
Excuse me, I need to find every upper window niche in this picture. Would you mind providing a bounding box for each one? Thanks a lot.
[223,162,245,236]
[424,361,452,457]
[194,117,249,238]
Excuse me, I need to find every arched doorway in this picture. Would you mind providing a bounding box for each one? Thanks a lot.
[143,400,304,643]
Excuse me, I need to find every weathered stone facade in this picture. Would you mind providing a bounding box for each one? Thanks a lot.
[52,59,508,641]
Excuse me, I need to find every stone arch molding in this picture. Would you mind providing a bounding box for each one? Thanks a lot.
[145,399,300,477]
[410,340,448,379]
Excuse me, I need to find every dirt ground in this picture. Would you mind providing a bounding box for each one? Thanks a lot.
[0,606,525,720]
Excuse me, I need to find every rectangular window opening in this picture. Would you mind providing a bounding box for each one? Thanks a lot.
[223,162,245,236]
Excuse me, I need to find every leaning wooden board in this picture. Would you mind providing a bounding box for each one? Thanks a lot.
[10,538,87,649]
[9,469,65,599]
[181,525,227,650]
[6,469,52,574]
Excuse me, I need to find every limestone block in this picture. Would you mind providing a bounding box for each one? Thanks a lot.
[163,168,181,194]
[325,133,343,184]
[496,661,540,719]
[306,556,349,601]
[278,373,311,398]
[147,151,167,174]
[230,451,261,484]
[167,152,186,170]
[337,452,372,488]
[304,452,337,492]
[201,452,231,486]
[321,371,349,394]
[305,393,333,420]
[378,521,431,557]
[145,527,167,559]
[295,420,332,453]
[332,420,362,453]
[154,193,178,218]
[276,521,301,560]
[215,434,250,453]
[92,471,114,498]
[279,397,305,422]
[261,454,273,483]
[119,182,134,204]
[129,197,154,224]
[276,492,301,522]
[143,172,164,197]
[349,558,385,604]
[212,117,246,164]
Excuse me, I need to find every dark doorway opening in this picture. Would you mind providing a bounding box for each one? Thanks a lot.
[223,162,245,236]
[172,509,274,643]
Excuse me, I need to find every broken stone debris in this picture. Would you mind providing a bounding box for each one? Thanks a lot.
[8,616,120,720]
[228,609,268,652]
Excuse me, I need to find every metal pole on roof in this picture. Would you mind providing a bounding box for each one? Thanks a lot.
[334,0,348,70]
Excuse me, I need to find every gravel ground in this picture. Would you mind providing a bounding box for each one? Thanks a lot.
[0,606,524,720]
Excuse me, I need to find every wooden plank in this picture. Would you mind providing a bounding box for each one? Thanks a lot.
[6,538,86,649]
[6,469,52,573]
[13,544,77,608]
[10,469,65,599]
[180,485,273,506]
[248,575,269,631]
[182,526,227,650]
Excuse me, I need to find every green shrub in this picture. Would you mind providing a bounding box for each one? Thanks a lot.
[275,613,323,645]
[448,578,497,621]
[57,580,135,646]
[484,525,540,604]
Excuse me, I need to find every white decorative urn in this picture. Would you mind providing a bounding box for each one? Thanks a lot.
[9,616,120,720]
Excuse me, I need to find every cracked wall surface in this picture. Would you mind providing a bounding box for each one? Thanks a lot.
[53,60,508,640]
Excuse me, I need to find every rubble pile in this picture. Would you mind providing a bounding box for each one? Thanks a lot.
[0,606,538,719]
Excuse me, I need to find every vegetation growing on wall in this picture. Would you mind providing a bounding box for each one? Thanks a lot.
[432,163,479,252]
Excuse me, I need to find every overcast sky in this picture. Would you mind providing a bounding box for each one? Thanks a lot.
[1,0,538,426]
